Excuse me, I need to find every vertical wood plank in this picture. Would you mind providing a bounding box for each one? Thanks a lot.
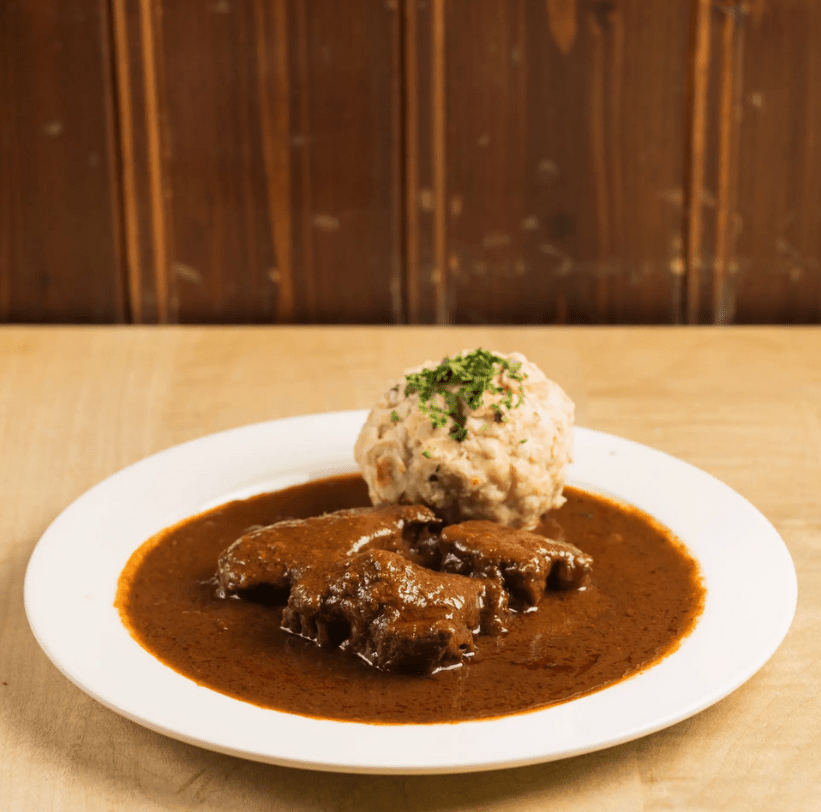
[0,0,126,322]
[695,0,821,324]
[684,0,711,324]
[255,0,295,323]
[431,0,448,324]
[113,0,404,324]
[405,0,444,323]
[110,0,171,322]
[718,1,821,323]
[695,0,749,325]
[711,4,741,324]
[137,0,170,322]
[286,0,405,323]
[135,0,280,322]
[406,0,692,325]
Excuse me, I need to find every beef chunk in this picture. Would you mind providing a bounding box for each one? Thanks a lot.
[437,520,593,607]
[215,503,592,675]
[216,504,440,596]
[282,549,506,673]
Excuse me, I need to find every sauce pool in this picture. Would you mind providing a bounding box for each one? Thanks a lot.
[116,475,704,724]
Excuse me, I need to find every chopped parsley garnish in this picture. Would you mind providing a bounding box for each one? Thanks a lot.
[404,348,526,442]
[422,450,432,458]
[390,410,400,422]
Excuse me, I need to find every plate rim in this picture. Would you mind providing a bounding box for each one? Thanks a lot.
[24,410,798,774]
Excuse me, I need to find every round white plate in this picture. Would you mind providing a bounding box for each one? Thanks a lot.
[25,411,797,775]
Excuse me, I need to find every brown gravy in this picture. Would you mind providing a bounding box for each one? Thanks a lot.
[116,475,704,724]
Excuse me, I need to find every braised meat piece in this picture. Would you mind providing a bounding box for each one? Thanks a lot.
[282,549,506,673]
[437,520,593,607]
[216,504,440,596]
[215,502,592,675]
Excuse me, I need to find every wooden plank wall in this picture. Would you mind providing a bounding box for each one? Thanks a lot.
[0,0,125,322]
[2,0,820,325]
[112,0,403,324]
[407,0,692,324]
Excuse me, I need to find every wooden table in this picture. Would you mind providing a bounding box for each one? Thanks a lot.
[1,326,818,811]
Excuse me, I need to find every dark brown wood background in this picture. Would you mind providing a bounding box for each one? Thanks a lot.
[2,0,820,324]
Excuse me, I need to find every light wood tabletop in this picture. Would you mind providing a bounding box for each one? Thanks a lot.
[1,326,818,811]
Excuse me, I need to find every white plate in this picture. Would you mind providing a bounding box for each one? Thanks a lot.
[25,411,797,775]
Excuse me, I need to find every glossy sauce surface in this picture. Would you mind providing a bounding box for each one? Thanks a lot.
[116,475,704,724]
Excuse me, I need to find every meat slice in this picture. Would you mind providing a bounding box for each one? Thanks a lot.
[215,503,592,675]
[216,504,440,596]
[437,520,593,607]
[282,549,506,673]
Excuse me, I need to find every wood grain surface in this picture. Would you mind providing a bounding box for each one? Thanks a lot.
[406,0,691,325]
[0,0,126,322]
[693,0,821,324]
[1,325,818,811]
[111,0,404,324]
[1,1,821,324]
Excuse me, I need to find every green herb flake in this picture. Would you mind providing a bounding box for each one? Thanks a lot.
[404,348,526,442]
[422,450,432,459]
[390,409,400,422]
[520,438,527,444]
